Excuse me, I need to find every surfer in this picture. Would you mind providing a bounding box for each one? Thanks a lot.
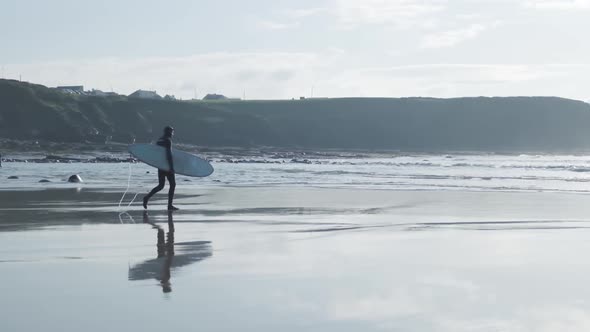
[143,126,178,211]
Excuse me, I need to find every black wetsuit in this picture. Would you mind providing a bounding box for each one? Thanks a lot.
[144,136,176,208]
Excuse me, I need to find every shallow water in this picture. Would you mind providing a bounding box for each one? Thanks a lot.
[3,153,590,331]
[7,219,590,331]
[3,153,590,193]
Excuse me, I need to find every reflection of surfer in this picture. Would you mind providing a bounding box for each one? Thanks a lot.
[129,211,211,294]
[158,212,175,292]
[143,126,178,211]
[143,211,175,293]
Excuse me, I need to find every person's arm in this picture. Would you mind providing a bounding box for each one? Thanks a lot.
[165,140,175,173]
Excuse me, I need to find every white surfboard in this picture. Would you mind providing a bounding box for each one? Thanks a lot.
[128,143,214,177]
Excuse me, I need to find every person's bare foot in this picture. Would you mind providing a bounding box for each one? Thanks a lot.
[143,196,148,209]
[167,205,179,211]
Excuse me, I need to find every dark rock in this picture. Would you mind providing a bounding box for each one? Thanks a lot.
[68,174,83,183]
[8,176,18,179]
[39,179,51,183]
[46,155,82,162]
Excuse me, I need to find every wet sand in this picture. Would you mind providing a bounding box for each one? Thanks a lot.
[2,187,590,331]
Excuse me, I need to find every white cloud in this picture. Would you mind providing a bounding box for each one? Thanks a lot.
[332,0,446,28]
[260,1,448,31]
[7,52,328,100]
[282,7,328,18]
[524,0,590,9]
[255,7,326,31]
[321,63,590,99]
[6,55,590,101]
[421,24,488,48]
[257,20,300,30]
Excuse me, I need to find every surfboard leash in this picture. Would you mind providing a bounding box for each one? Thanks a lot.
[118,153,140,209]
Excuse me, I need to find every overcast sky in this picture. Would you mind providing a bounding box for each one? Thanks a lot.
[1,0,589,100]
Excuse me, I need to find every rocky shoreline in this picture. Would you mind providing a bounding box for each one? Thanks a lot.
[0,139,375,165]
[0,155,323,165]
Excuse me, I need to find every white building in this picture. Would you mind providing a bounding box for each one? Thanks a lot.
[129,90,162,99]
[56,85,84,94]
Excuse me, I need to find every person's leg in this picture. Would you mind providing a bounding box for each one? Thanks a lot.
[166,172,177,210]
[143,170,166,209]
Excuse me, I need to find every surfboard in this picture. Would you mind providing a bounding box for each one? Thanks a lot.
[128,143,214,177]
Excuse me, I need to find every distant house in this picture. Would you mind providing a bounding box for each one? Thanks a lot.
[129,90,162,99]
[89,89,119,97]
[56,85,84,94]
[203,93,228,100]
[89,89,107,96]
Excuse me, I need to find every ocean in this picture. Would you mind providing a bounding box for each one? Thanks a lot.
[3,153,590,193]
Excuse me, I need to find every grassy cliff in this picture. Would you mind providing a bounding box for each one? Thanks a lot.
[1,79,590,152]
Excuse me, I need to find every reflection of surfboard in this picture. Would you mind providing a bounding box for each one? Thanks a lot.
[128,240,212,281]
[128,143,214,177]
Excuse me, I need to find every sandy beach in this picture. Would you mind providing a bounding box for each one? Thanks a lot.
[2,184,590,331]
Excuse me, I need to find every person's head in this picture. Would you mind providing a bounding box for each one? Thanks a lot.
[164,126,174,137]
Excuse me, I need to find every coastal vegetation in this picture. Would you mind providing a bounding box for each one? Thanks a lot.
[2,79,590,152]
